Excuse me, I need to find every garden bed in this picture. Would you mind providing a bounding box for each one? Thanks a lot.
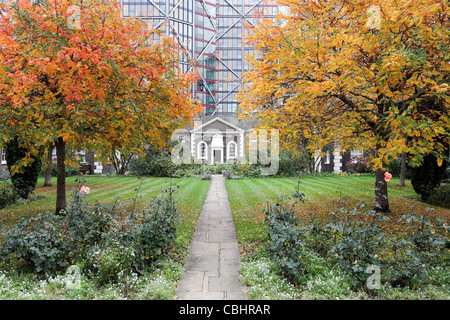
[0,176,210,300]
[226,175,450,300]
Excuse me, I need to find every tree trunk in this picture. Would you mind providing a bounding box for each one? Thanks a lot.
[55,137,66,215]
[85,150,95,175]
[374,168,390,213]
[43,147,53,187]
[398,152,406,187]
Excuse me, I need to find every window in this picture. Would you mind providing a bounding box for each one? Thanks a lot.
[350,149,363,157]
[227,141,237,159]
[198,141,207,159]
[1,150,6,165]
[197,79,205,91]
[324,150,331,164]
[228,103,237,113]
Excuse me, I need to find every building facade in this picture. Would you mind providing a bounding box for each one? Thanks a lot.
[316,145,364,173]
[175,116,260,165]
[119,0,279,165]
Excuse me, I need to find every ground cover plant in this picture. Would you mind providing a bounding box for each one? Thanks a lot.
[0,175,210,299]
[226,175,450,299]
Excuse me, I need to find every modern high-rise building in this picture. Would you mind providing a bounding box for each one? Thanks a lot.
[118,2,379,172]
[121,0,278,116]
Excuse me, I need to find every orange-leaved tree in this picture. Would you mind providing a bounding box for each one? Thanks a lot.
[0,0,201,213]
[239,0,449,212]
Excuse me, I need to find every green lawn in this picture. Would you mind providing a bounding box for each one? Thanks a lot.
[226,175,450,254]
[1,175,211,253]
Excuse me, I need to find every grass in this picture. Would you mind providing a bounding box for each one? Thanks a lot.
[225,175,450,256]
[1,175,210,252]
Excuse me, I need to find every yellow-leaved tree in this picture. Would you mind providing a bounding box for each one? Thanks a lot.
[240,0,449,212]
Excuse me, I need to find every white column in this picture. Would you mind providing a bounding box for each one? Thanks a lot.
[191,133,195,158]
[239,133,244,159]
[333,146,342,173]
[313,150,322,173]
[94,162,103,174]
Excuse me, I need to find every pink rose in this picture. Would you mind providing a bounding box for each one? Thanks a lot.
[80,186,90,195]
[384,172,392,182]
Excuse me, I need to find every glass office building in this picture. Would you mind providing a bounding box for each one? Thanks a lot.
[121,0,278,116]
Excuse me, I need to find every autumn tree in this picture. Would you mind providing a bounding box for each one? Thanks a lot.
[239,0,450,212]
[0,0,200,213]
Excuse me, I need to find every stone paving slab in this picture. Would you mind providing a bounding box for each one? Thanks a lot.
[176,175,248,300]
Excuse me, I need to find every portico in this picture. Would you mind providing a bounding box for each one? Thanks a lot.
[189,117,245,164]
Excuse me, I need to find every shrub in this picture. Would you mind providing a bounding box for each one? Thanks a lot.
[172,167,198,178]
[386,155,410,178]
[410,153,448,201]
[264,198,306,284]
[0,212,77,274]
[231,161,260,177]
[0,179,116,275]
[426,183,450,209]
[278,150,299,177]
[0,178,180,280]
[4,137,43,199]
[345,154,372,174]
[130,185,179,266]
[386,210,449,287]
[222,169,238,179]
[263,180,309,284]
[83,180,180,272]
[128,146,175,177]
[128,157,148,176]
[276,149,311,176]
[201,170,211,180]
[264,186,389,288]
[326,201,389,287]
[148,151,176,177]
[0,182,18,210]
[85,242,135,285]
[43,162,80,177]
[263,181,449,292]
[207,163,228,174]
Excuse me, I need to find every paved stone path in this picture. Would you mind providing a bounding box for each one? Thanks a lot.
[176,174,248,300]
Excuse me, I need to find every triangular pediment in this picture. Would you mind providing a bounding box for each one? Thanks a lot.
[190,117,245,134]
